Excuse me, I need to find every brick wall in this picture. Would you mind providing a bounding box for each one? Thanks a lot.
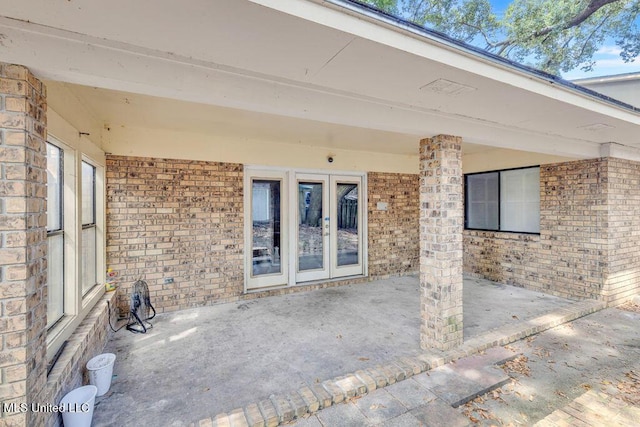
[539,159,608,300]
[106,156,244,313]
[106,159,421,314]
[44,291,118,427]
[604,158,640,305]
[463,231,541,289]
[464,158,640,304]
[419,135,464,350]
[107,154,639,314]
[0,64,48,427]
[367,172,419,277]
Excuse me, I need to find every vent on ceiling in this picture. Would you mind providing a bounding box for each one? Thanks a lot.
[420,79,477,95]
[579,123,614,132]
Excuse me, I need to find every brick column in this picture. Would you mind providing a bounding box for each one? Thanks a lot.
[0,64,48,426]
[419,135,463,350]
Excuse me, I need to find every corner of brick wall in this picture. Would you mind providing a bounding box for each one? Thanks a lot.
[539,159,609,300]
[0,63,48,427]
[603,157,640,306]
[105,156,244,313]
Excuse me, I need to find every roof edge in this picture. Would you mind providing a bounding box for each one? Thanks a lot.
[572,71,640,85]
[325,0,640,114]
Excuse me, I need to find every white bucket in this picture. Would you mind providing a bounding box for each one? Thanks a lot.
[86,353,116,397]
[60,385,97,427]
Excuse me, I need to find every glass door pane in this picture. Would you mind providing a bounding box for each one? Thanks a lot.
[246,170,288,291]
[336,183,359,267]
[331,176,363,277]
[251,180,282,277]
[298,181,324,271]
[296,174,330,282]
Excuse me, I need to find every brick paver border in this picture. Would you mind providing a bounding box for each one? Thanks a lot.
[194,299,605,427]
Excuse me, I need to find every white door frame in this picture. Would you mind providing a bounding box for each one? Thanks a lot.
[330,174,364,278]
[244,169,289,291]
[244,165,367,292]
[295,173,330,282]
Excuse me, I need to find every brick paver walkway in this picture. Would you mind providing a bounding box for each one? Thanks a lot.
[536,371,640,427]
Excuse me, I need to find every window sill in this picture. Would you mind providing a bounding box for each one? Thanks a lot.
[46,315,76,359]
[45,289,118,410]
[463,229,541,242]
[46,284,106,362]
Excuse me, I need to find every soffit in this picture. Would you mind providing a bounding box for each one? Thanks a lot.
[1,0,639,158]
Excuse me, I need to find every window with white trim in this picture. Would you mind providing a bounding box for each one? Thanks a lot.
[465,166,540,234]
[45,136,106,361]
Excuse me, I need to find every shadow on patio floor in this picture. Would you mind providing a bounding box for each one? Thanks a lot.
[92,275,576,427]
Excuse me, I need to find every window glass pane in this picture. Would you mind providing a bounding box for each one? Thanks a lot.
[500,168,540,233]
[82,227,97,294]
[46,143,62,231]
[466,172,499,230]
[336,183,359,267]
[82,161,95,225]
[298,181,324,271]
[47,234,64,328]
[252,180,281,276]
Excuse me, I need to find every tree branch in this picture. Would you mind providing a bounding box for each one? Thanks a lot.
[578,13,612,59]
[496,40,513,55]
[494,0,620,48]
[460,21,497,47]
[410,0,429,22]
[533,0,618,38]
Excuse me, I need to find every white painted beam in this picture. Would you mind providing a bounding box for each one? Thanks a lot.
[600,143,640,162]
[0,16,605,159]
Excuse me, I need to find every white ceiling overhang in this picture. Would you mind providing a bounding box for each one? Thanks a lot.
[1,0,639,158]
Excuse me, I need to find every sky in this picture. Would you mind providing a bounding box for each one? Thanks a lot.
[561,46,640,80]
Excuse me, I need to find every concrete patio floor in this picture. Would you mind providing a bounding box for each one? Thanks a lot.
[92,275,579,426]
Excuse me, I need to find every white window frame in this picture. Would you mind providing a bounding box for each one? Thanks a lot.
[46,136,106,360]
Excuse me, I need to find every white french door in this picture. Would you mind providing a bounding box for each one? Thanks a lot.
[329,175,363,278]
[246,168,364,291]
[295,174,330,282]
[246,170,288,290]
[295,173,363,283]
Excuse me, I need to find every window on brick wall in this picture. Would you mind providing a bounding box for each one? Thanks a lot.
[81,161,98,294]
[45,136,106,361]
[465,166,540,234]
[46,142,64,328]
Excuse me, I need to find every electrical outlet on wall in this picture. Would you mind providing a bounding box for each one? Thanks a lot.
[376,202,388,211]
